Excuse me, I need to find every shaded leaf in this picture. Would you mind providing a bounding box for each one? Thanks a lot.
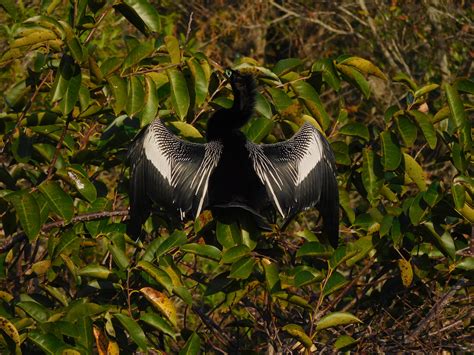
[114,313,149,351]
[39,180,74,222]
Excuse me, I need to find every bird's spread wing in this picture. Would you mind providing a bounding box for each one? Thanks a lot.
[127,119,222,238]
[247,123,339,246]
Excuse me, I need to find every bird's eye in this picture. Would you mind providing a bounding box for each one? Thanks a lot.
[224,69,233,78]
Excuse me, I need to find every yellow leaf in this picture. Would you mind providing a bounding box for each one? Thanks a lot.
[0,316,21,352]
[140,287,178,327]
[93,326,108,355]
[107,340,120,355]
[398,259,413,287]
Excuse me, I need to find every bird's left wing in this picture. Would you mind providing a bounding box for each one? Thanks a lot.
[127,119,222,238]
[247,123,339,247]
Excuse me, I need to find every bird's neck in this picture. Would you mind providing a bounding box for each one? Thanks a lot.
[206,76,256,141]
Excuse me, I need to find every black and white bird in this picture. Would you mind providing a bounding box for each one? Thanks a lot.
[127,70,339,247]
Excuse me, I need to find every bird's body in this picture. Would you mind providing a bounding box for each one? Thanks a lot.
[127,70,339,247]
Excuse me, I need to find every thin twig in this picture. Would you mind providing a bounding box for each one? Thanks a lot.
[1,70,53,154]
[409,278,467,340]
[0,210,129,254]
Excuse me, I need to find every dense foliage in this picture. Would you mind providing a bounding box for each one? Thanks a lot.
[0,0,472,353]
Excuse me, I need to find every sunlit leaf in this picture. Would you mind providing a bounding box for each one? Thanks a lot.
[282,324,312,349]
[168,68,190,120]
[140,287,177,327]
[316,312,361,331]
[398,259,413,287]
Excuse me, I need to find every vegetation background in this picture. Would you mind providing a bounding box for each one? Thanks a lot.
[0,0,472,353]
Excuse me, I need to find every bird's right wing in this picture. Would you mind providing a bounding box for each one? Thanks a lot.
[247,123,339,247]
[127,119,222,238]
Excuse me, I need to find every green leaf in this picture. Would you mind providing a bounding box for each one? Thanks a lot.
[155,230,187,258]
[422,222,456,260]
[273,58,302,76]
[117,0,160,35]
[173,285,193,306]
[17,301,50,323]
[164,35,181,64]
[339,56,387,80]
[329,245,359,269]
[268,87,293,112]
[334,335,357,350]
[216,221,241,249]
[340,122,370,141]
[229,256,255,279]
[262,259,281,293]
[108,243,130,270]
[322,271,347,296]
[254,92,272,119]
[51,55,82,115]
[114,313,149,351]
[452,183,465,209]
[380,131,402,170]
[187,57,209,106]
[312,58,341,91]
[52,229,78,258]
[316,312,361,331]
[396,115,417,147]
[180,243,221,261]
[408,111,437,149]
[107,74,127,115]
[136,261,173,293]
[28,331,68,354]
[168,69,190,120]
[140,75,159,127]
[296,241,332,258]
[56,166,97,203]
[331,141,351,166]
[445,83,471,150]
[0,0,18,20]
[78,264,112,279]
[336,63,370,98]
[414,83,439,98]
[456,257,474,271]
[362,148,383,203]
[5,190,40,240]
[445,83,467,129]
[222,245,251,264]
[393,72,417,90]
[66,36,86,64]
[408,193,426,225]
[179,332,201,355]
[246,117,274,143]
[282,324,312,349]
[403,153,427,191]
[126,76,145,117]
[169,121,203,139]
[140,313,177,338]
[39,180,74,222]
[123,40,154,71]
[291,80,332,130]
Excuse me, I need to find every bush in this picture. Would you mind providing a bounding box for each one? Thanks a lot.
[0,1,472,353]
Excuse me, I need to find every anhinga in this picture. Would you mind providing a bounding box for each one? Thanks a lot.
[127,70,340,247]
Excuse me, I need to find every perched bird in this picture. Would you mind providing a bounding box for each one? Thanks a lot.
[127,69,339,247]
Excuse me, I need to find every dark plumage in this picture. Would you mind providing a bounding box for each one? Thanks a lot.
[127,70,340,247]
